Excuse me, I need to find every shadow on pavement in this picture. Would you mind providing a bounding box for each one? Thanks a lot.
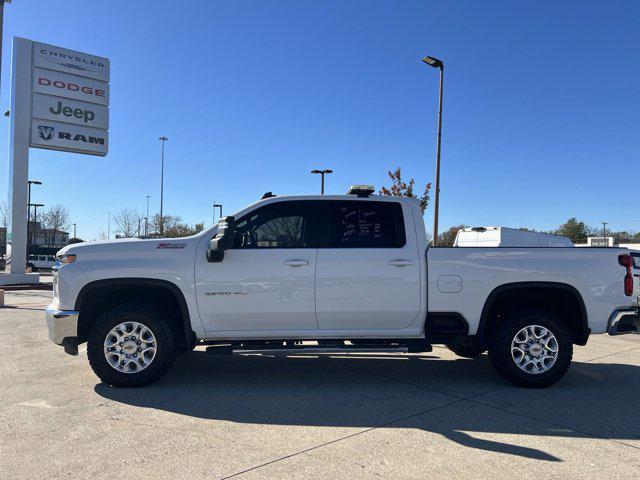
[95,351,640,463]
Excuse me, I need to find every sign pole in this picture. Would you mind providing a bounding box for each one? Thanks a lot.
[7,37,34,279]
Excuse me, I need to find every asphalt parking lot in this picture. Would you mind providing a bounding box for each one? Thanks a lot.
[1,290,639,479]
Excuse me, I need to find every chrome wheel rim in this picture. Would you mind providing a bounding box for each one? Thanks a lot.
[104,321,157,374]
[511,325,558,375]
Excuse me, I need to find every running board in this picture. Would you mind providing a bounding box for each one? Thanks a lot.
[206,342,432,356]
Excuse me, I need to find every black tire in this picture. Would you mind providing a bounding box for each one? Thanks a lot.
[87,302,178,387]
[446,339,486,358]
[488,309,572,388]
[27,263,37,272]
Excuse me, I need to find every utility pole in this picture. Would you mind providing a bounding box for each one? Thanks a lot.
[602,221,608,247]
[73,223,76,239]
[158,136,168,236]
[107,211,111,239]
[422,55,444,246]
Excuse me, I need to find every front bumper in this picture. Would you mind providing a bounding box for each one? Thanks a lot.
[608,307,640,335]
[45,305,79,354]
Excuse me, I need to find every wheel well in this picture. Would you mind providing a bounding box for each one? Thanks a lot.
[75,280,194,347]
[480,284,589,346]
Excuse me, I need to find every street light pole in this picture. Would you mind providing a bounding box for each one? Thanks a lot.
[310,169,333,194]
[422,55,444,246]
[73,223,76,239]
[158,136,168,236]
[30,203,44,248]
[27,180,42,250]
[145,195,150,237]
[0,1,11,98]
[107,211,111,239]
[213,203,223,224]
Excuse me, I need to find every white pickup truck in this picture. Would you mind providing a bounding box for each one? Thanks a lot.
[46,186,640,388]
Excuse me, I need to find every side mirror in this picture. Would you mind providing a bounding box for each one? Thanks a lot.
[207,216,235,263]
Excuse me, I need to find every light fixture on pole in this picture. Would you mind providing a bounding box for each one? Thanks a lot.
[310,169,333,194]
[213,203,223,224]
[158,136,168,236]
[421,55,444,246]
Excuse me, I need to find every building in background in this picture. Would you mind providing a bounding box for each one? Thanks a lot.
[26,221,69,248]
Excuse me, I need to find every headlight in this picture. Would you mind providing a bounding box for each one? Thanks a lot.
[57,254,77,264]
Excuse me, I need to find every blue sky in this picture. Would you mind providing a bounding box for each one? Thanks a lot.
[1,0,638,240]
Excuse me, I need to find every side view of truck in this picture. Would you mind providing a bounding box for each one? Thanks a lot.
[46,186,640,388]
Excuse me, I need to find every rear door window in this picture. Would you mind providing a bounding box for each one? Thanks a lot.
[317,200,406,248]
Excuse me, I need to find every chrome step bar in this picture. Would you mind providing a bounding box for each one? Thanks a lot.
[206,342,432,355]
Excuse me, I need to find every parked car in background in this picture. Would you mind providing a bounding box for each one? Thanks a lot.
[27,254,57,271]
[454,226,574,247]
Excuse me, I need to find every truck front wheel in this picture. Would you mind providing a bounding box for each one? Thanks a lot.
[488,309,572,388]
[87,303,178,387]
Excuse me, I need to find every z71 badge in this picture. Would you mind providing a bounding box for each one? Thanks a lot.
[205,292,248,296]
[156,243,186,249]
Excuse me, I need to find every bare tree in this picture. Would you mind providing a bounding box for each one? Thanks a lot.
[0,201,8,254]
[149,213,181,236]
[0,201,9,229]
[113,209,143,238]
[98,231,108,240]
[42,204,71,233]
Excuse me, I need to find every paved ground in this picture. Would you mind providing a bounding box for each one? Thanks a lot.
[1,290,639,479]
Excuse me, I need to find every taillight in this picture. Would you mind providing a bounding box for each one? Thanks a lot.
[618,254,633,296]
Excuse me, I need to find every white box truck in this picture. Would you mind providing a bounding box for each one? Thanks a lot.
[454,227,573,248]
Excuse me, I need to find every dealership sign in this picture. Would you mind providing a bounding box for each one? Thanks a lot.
[32,93,109,129]
[4,37,112,277]
[33,42,109,82]
[29,41,110,156]
[30,120,108,155]
[33,68,109,105]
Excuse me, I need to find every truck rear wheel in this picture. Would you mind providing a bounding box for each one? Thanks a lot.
[87,303,178,387]
[488,309,572,388]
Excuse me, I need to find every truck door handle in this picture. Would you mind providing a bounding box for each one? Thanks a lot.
[387,259,414,267]
[283,259,310,267]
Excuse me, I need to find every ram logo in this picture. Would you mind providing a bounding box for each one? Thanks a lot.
[38,125,54,140]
